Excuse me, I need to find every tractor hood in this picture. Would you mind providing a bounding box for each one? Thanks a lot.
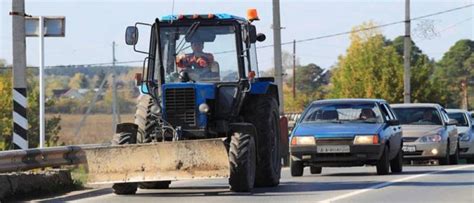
[293,123,384,138]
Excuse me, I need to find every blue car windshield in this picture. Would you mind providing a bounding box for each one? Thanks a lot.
[301,102,384,124]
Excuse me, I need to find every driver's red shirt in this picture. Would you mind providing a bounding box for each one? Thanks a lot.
[176,53,214,69]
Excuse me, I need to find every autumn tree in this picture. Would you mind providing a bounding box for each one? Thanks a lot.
[329,22,404,103]
[68,73,89,89]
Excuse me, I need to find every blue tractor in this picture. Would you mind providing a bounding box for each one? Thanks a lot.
[111,10,283,194]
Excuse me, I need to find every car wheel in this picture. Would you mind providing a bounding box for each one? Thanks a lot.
[390,147,403,173]
[449,144,459,165]
[439,142,450,165]
[376,145,390,175]
[290,159,304,177]
[310,166,322,174]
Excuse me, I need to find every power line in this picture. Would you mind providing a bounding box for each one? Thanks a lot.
[258,3,473,49]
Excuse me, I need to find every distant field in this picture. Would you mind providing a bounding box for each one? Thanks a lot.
[50,113,134,145]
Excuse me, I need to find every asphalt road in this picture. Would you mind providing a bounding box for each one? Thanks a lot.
[34,163,474,203]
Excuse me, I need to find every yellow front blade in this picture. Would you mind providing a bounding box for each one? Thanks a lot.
[84,139,229,184]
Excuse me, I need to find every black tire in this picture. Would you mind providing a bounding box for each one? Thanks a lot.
[376,145,390,175]
[466,157,474,164]
[290,159,304,177]
[310,166,322,174]
[229,133,256,192]
[243,95,281,187]
[439,142,450,165]
[449,144,459,165]
[135,94,155,143]
[139,181,171,189]
[112,183,138,195]
[111,129,138,195]
[390,147,403,173]
[134,95,172,189]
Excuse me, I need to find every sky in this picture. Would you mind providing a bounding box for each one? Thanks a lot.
[0,0,473,71]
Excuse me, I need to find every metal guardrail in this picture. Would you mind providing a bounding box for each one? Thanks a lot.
[0,144,103,173]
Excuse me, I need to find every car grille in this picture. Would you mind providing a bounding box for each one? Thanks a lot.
[164,88,196,127]
[316,138,354,145]
[403,137,418,143]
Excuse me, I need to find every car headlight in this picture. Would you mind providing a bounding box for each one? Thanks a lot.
[291,136,316,145]
[460,133,471,142]
[418,134,442,142]
[353,135,379,145]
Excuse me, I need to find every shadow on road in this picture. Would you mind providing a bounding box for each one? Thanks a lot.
[37,188,112,203]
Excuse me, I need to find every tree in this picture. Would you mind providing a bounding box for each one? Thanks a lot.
[329,22,404,103]
[433,39,474,108]
[284,63,329,112]
[68,73,89,89]
[391,36,439,103]
[94,70,108,88]
[0,71,62,150]
[286,63,328,93]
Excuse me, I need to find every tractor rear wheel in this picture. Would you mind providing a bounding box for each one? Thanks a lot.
[229,133,256,192]
[134,94,172,189]
[244,95,281,187]
[111,127,138,195]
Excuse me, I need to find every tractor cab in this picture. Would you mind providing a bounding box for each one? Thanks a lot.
[125,11,272,140]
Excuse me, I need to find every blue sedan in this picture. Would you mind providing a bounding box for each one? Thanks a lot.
[289,99,403,176]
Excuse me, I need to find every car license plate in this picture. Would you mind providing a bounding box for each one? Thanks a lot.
[317,145,350,153]
[402,145,416,152]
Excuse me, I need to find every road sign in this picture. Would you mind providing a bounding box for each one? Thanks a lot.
[25,16,65,37]
[25,16,65,148]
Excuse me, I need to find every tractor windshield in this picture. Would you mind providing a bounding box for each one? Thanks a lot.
[159,24,240,83]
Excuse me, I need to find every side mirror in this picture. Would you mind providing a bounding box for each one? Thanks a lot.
[125,26,139,45]
[387,120,400,126]
[448,119,458,125]
[256,33,266,42]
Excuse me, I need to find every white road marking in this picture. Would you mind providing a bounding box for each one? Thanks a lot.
[318,165,474,203]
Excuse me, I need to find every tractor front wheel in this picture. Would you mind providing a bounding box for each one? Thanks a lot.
[229,133,256,192]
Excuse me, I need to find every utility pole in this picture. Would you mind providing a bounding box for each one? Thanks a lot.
[292,40,296,99]
[111,41,120,133]
[461,79,468,110]
[11,0,28,149]
[112,41,118,133]
[403,0,411,103]
[272,0,284,114]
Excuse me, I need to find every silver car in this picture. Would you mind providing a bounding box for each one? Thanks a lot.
[447,109,474,163]
[391,103,459,165]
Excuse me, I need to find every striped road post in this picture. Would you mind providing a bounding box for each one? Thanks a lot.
[12,88,28,149]
[11,0,28,149]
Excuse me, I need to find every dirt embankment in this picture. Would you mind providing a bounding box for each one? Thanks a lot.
[0,169,75,201]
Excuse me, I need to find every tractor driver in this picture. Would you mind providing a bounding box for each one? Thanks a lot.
[176,41,216,74]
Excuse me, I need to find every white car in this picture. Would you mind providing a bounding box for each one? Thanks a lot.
[447,109,474,163]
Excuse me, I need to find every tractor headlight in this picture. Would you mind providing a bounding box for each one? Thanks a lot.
[198,103,210,113]
[354,135,379,145]
[460,133,471,142]
[418,134,442,142]
[291,136,316,145]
